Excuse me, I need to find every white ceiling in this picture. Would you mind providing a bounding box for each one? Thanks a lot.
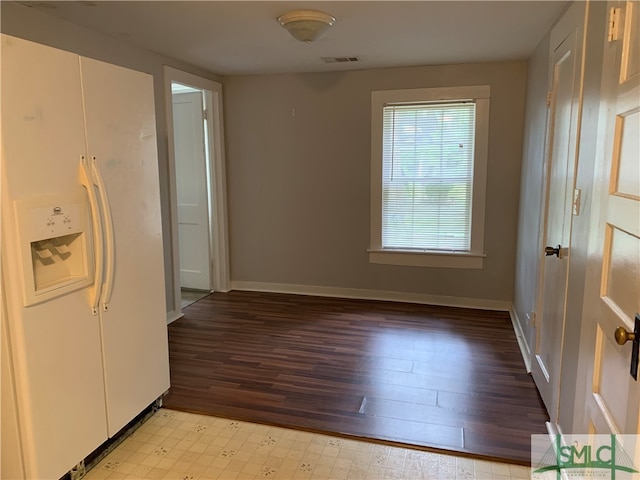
[18,1,569,76]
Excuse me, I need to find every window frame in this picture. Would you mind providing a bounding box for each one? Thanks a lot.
[369,85,490,269]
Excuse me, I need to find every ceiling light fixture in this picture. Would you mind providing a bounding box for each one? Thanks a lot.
[277,10,336,43]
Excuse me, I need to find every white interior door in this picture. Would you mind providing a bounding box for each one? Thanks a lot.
[172,91,212,291]
[532,16,585,424]
[580,0,640,437]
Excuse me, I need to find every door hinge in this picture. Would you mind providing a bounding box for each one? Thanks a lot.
[546,91,552,108]
[202,109,208,120]
[608,7,621,42]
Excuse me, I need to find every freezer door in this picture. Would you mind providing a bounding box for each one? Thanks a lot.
[79,57,170,436]
[1,34,108,479]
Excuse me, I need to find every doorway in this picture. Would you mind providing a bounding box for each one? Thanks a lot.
[164,67,230,321]
[172,83,211,296]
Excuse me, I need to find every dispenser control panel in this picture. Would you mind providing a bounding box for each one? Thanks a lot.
[13,191,93,306]
[28,203,83,240]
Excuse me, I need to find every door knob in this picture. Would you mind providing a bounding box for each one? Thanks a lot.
[545,245,561,257]
[615,315,640,381]
[615,326,636,345]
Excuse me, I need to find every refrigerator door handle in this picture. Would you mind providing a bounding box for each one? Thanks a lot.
[92,156,115,312]
[79,156,103,315]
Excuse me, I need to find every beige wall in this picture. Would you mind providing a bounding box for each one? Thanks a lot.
[1,3,221,317]
[224,62,527,303]
[2,3,530,306]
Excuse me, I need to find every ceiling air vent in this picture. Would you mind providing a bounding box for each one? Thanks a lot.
[322,57,360,64]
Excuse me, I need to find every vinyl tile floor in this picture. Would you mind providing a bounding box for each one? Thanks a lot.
[84,409,531,480]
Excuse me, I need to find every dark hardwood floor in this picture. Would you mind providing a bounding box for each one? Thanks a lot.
[163,291,548,465]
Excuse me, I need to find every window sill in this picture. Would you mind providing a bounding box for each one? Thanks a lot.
[368,249,485,269]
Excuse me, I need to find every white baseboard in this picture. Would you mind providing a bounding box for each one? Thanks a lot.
[509,306,532,373]
[546,421,563,437]
[230,281,511,311]
[166,310,184,325]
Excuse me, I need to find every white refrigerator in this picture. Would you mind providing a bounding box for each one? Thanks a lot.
[1,34,170,479]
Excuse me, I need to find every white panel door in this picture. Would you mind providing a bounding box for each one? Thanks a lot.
[0,35,108,479]
[172,91,212,291]
[532,18,584,423]
[79,57,170,435]
[581,0,640,438]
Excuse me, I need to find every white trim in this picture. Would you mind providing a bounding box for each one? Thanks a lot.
[230,281,511,311]
[373,85,490,103]
[163,66,231,317]
[166,310,184,325]
[545,420,559,438]
[370,85,490,268]
[368,249,485,269]
[509,306,532,373]
[543,423,572,480]
[171,83,200,94]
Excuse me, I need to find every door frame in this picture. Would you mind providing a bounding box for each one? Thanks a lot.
[531,0,588,429]
[530,1,611,435]
[163,66,230,321]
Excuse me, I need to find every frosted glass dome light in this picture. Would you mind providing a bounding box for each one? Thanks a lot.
[277,10,336,43]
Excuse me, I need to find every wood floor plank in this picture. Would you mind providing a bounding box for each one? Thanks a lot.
[163,291,548,464]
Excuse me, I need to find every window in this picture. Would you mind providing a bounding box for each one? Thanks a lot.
[369,85,490,268]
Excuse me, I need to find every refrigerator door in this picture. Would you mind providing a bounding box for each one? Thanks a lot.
[1,35,108,479]
[79,57,170,435]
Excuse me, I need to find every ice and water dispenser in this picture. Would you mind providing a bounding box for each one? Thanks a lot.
[14,192,93,306]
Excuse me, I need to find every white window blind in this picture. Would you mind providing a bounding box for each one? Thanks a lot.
[382,102,476,251]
